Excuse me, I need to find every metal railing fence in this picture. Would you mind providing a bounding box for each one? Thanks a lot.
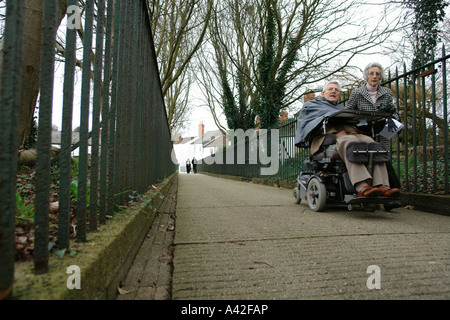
[198,46,449,196]
[0,0,175,298]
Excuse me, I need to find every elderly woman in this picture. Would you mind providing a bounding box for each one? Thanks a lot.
[347,62,396,113]
[347,62,402,206]
[347,61,401,150]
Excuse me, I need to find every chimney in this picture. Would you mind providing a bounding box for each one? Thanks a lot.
[279,110,288,122]
[198,122,205,137]
[304,90,316,103]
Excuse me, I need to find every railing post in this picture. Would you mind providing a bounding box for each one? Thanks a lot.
[58,0,79,250]
[403,63,409,191]
[76,0,95,243]
[108,0,122,218]
[394,67,401,183]
[114,0,127,205]
[442,45,449,194]
[431,50,438,192]
[34,0,58,274]
[99,0,115,225]
[421,54,428,192]
[0,0,25,299]
[411,60,418,192]
[90,0,106,231]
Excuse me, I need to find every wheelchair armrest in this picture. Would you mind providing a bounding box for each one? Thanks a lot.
[346,141,390,163]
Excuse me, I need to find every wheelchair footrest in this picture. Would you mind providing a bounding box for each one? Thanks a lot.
[344,194,400,205]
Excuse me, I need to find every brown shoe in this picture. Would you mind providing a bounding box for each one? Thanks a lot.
[357,185,379,198]
[379,186,400,198]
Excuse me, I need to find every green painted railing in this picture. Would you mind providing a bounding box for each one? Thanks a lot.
[0,0,175,299]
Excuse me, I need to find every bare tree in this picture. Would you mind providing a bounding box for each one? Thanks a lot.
[193,0,261,132]
[0,0,67,147]
[149,0,213,133]
[194,44,228,134]
[197,0,402,129]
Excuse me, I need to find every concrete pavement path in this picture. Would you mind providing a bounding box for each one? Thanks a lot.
[117,176,178,300]
[172,174,450,300]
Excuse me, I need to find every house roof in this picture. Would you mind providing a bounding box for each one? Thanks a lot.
[203,135,227,148]
[174,136,196,145]
[192,130,225,146]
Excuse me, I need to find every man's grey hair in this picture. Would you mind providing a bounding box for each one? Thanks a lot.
[322,80,341,93]
[363,62,384,81]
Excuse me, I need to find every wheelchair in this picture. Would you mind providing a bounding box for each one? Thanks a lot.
[293,109,402,212]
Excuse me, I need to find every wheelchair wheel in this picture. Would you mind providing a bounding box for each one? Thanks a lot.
[307,178,327,212]
[293,187,301,204]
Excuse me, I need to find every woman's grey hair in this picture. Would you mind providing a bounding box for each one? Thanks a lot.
[363,62,384,81]
[322,80,341,93]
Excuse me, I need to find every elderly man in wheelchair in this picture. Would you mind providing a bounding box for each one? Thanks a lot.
[293,81,401,212]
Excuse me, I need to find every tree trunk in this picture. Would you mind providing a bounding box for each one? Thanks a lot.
[16,0,67,147]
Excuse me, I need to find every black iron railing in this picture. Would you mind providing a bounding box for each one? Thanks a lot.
[0,0,176,299]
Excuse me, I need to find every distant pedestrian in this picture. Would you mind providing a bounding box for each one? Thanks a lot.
[192,157,198,173]
[186,159,191,174]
